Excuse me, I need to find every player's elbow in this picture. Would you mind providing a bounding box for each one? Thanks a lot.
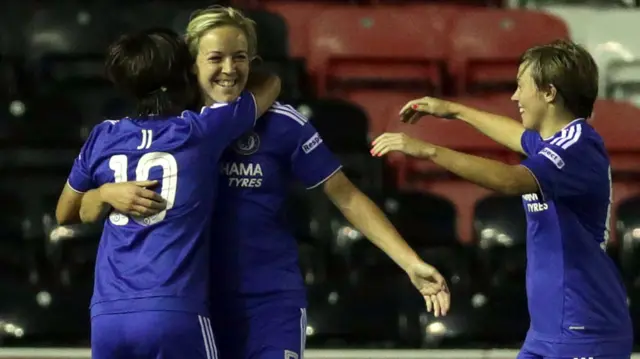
[79,205,108,224]
[500,181,525,196]
[55,186,84,225]
[56,206,78,226]
[78,208,94,224]
[499,166,539,196]
[323,171,358,210]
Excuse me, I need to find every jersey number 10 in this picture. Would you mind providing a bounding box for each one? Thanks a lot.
[108,152,178,226]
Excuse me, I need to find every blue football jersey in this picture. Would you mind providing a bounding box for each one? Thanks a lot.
[519,119,633,357]
[66,91,257,317]
[210,102,342,305]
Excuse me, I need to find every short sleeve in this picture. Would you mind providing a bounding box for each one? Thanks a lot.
[520,142,592,201]
[193,90,257,147]
[521,129,543,156]
[290,122,342,189]
[67,126,101,193]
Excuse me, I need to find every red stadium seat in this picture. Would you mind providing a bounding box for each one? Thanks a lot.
[308,6,453,96]
[590,99,640,175]
[449,9,569,95]
[263,2,335,59]
[370,0,501,5]
[347,90,416,137]
[454,95,521,122]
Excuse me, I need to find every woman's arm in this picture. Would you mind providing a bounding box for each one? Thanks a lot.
[322,171,449,316]
[78,181,166,223]
[400,97,527,154]
[56,183,85,225]
[371,133,538,195]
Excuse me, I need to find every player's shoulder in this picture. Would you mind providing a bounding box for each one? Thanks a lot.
[547,119,601,152]
[86,118,126,140]
[78,119,126,161]
[265,102,310,128]
[193,92,254,119]
[542,119,608,170]
[186,103,230,120]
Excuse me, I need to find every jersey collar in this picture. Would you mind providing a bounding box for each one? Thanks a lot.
[543,118,586,141]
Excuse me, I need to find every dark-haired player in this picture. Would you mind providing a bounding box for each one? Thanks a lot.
[55,28,280,359]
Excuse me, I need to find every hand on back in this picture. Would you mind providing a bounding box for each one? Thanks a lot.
[99,181,166,217]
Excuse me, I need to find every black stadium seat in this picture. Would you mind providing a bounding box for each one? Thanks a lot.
[26,4,123,61]
[244,9,290,60]
[617,196,640,285]
[473,195,527,290]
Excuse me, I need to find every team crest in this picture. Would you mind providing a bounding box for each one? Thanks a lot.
[233,131,260,155]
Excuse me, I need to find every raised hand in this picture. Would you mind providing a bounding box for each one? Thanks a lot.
[399,97,458,124]
[370,132,435,158]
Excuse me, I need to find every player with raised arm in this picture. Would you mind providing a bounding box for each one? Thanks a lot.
[79,6,450,359]
[372,39,632,359]
[54,29,280,359]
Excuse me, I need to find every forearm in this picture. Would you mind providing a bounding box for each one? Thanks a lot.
[331,191,421,272]
[246,72,281,118]
[454,104,526,154]
[428,144,530,195]
[79,188,111,223]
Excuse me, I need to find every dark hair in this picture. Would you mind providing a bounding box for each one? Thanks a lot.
[105,28,197,117]
[520,39,598,119]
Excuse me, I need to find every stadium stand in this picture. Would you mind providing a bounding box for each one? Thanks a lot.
[449,8,570,95]
[0,0,639,353]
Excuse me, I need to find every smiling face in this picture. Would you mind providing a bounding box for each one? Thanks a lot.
[194,25,251,105]
[511,61,550,131]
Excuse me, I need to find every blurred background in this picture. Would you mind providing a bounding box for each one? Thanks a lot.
[1,0,640,357]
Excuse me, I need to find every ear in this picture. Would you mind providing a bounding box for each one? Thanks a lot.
[543,84,558,103]
[191,63,198,75]
[250,55,263,66]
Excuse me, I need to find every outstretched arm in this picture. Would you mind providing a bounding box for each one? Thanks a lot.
[322,171,450,316]
[400,97,526,154]
[453,104,526,154]
[371,133,538,195]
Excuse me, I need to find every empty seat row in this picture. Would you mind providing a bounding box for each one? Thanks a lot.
[264,4,568,96]
[0,3,292,60]
[1,4,569,97]
[5,3,640,103]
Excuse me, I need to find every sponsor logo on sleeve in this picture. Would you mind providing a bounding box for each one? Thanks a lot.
[302,132,322,154]
[538,147,565,169]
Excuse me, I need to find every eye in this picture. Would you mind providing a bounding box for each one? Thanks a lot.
[234,54,248,61]
[208,56,222,63]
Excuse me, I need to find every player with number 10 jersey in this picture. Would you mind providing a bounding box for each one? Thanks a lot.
[59,29,280,359]
[68,95,258,317]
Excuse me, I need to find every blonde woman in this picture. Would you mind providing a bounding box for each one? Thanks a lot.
[89,6,450,359]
